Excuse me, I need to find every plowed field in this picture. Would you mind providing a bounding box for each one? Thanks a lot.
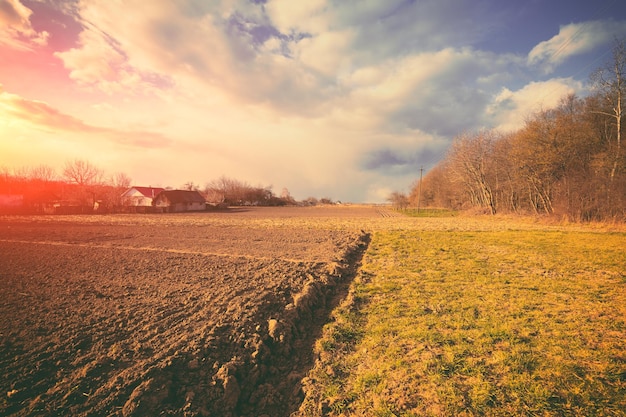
[0,206,374,416]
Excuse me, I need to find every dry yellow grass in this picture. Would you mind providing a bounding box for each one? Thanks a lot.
[295,209,626,416]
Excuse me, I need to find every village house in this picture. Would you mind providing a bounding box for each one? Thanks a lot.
[152,190,206,212]
[121,186,165,208]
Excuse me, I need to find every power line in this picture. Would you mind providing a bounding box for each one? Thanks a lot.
[542,0,618,66]
[534,0,620,104]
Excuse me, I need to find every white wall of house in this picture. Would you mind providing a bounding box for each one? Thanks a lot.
[122,189,157,206]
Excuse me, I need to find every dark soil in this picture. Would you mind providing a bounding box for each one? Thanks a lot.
[0,211,370,416]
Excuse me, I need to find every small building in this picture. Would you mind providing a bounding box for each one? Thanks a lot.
[152,190,206,212]
[121,186,165,208]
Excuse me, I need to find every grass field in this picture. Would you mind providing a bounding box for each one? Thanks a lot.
[298,224,626,416]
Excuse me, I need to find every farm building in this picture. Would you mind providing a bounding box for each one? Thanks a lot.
[152,190,206,212]
[121,186,165,207]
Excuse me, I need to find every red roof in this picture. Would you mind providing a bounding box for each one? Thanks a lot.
[128,186,165,198]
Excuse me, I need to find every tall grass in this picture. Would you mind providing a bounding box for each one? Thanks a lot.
[299,229,626,416]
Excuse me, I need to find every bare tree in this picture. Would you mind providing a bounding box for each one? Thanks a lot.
[590,38,625,182]
[204,176,276,206]
[205,176,239,204]
[110,172,132,189]
[387,191,409,210]
[183,181,200,191]
[29,165,57,182]
[63,159,103,185]
[447,130,498,214]
[410,164,458,209]
[410,62,625,221]
[280,187,296,204]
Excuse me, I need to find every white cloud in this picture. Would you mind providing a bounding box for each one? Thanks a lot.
[295,29,354,77]
[265,0,329,34]
[528,20,626,73]
[486,78,583,132]
[55,29,137,93]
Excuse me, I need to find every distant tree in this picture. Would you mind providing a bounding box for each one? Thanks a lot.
[410,163,461,210]
[61,159,104,210]
[63,159,103,185]
[204,185,225,204]
[280,187,296,204]
[99,172,133,210]
[205,176,243,204]
[110,172,132,189]
[387,191,409,210]
[183,181,200,191]
[29,165,57,182]
[11,166,30,180]
[204,176,277,206]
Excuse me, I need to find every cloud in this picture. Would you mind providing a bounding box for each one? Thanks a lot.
[0,87,98,131]
[44,0,529,196]
[265,0,329,35]
[330,47,517,137]
[56,1,501,114]
[295,29,355,77]
[0,87,171,148]
[4,0,613,202]
[486,78,583,132]
[0,0,49,50]
[54,25,171,95]
[361,146,444,176]
[528,20,626,73]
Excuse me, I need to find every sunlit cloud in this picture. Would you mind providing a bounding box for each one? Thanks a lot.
[54,24,172,95]
[528,20,626,73]
[0,87,96,131]
[0,87,172,148]
[0,0,49,50]
[486,78,583,132]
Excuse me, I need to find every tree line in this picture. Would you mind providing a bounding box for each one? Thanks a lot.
[399,40,625,221]
[0,160,333,214]
[0,160,132,213]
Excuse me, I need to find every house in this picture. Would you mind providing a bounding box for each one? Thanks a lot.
[121,186,165,207]
[152,190,206,212]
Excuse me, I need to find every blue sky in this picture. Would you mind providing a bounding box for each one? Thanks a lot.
[1,0,626,202]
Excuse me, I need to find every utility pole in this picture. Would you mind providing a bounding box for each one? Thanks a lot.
[417,166,423,214]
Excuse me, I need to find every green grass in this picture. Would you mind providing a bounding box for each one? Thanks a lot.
[299,229,626,416]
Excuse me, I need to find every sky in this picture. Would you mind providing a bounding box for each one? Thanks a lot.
[1,0,626,203]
